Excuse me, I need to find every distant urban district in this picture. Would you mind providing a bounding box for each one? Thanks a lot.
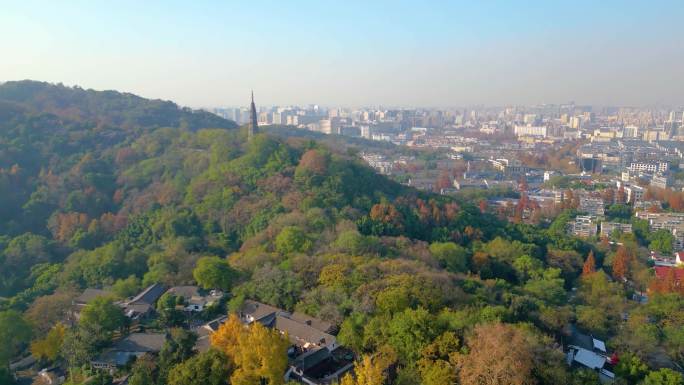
[0,81,683,385]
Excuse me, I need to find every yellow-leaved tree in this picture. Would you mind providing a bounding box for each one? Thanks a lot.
[340,355,385,385]
[30,323,66,362]
[340,346,396,385]
[209,313,244,361]
[210,314,289,385]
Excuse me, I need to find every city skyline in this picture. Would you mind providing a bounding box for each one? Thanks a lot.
[2,1,684,107]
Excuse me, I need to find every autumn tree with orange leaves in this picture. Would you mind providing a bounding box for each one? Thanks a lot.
[649,267,684,295]
[582,251,597,276]
[369,203,405,233]
[612,246,632,281]
[297,149,329,175]
[456,323,535,385]
[478,199,488,214]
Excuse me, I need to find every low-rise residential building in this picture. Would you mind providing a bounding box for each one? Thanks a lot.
[633,200,662,211]
[407,177,435,191]
[650,251,684,267]
[651,174,671,189]
[628,161,668,173]
[566,328,615,382]
[120,283,166,320]
[600,222,633,238]
[568,216,598,238]
[636,212,684,222]
[624,184,645,203]
[75,284,167,321]
[453,178,488,190]
[238,300,337,351]
[235,300,353,385]
[489,158,528,175]
[635,212,684,250]
[361,153,394,175]
[165,286,224,312]
[91,333,166,370]
[73,288,113,309]
[579,196,605,216]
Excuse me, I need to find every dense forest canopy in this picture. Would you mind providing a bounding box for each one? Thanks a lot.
[0,80,235,131]
[0,81,682,385]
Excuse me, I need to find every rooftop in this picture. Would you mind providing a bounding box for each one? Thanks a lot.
[275,315,336,349]
[112,333,166,353]
[166,285,201,299]
[290,312,334,334]
[75,288,112,305]
[127,283,166,305]
[571,346,606,370]
[240,299,283,323]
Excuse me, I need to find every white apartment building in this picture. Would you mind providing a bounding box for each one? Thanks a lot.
[514,125,548,138]
[628,161,668,173]
[600,222,633,238]
[579,196,605,216]
[568,216,598,238]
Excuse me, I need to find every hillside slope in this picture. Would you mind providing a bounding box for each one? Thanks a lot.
[0,80,236,131]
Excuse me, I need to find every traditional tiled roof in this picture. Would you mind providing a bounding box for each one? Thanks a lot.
[238,300,337,349]
[240,299,282,323]
[275,315,335,349]
[166,286,201,299]
[74,288,112,305]
[203,315,228,332]
[128,283,166,305]
[113,333,166,353]
[290,312,334,334]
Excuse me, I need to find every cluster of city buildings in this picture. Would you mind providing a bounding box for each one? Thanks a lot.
[213,103,684,148]
[215,101,684,205]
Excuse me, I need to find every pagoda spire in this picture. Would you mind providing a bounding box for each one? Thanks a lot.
[248,90,258,140]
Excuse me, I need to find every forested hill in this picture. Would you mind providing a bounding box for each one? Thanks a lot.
[0,80,236,131]
[0,80,420,301]
[1,82,682,385]
[0,80,238,236]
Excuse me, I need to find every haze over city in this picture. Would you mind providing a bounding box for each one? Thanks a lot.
[2,0,684,108]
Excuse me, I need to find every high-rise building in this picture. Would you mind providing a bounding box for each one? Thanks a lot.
[318,119,332,134]
[668,110,679,122]
[248,91,258,140]
[570,116,582,129]
[514,125,548,137]
[523,114,538,124]
[272,111,283,125]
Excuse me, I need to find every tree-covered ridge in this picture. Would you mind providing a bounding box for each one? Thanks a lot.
[0,80,236,131]
[0,81,238,236]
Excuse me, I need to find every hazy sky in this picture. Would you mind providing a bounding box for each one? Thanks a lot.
[2,0,683,108]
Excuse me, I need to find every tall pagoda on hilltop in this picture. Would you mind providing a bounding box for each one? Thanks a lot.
[248,90,258,140]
